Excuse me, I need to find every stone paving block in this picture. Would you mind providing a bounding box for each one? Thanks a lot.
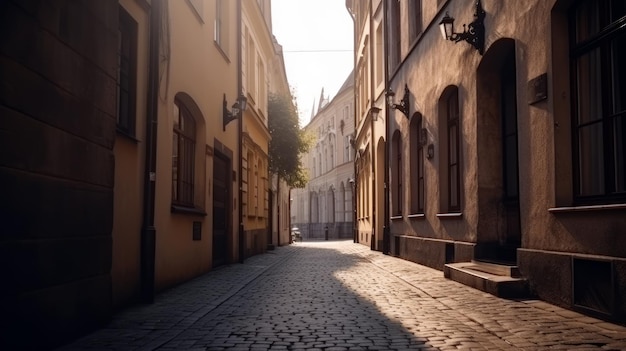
[57,242,626,351]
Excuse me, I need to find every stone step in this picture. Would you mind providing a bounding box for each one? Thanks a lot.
[470,259,522,277]
[444,261,530,298]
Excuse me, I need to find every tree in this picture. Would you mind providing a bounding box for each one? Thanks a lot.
[268,93,313,188]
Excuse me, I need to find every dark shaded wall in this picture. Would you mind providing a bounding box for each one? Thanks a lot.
[0,0,117,349]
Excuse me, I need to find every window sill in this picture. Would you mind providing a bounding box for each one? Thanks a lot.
[116,128,139,143]
[437,212,463,219]
[548,203,626,213]
[408,213,425,219]
[171,204,207,216]
[214,41,230,63]
[390,215,403,220]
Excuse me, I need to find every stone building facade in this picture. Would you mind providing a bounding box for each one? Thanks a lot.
[349,0,626,322]
[291,73,356,240]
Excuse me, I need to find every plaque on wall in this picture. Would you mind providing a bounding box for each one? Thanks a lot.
[528,73,548,104]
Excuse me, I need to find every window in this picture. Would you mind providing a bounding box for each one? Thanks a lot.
[117,7,137,136]
[214,0,228,51]
[375,23,384,87]
[388,0,401,71]
[447,89,461,211]
[409,0,422,41]
[410,113,425,214]
[571,0,626,203]
[392,131,403,215]
[172,101,196,206]
[344,135,352,162]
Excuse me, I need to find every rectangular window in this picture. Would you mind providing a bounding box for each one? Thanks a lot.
[117,7,137,136]
[409,0,422,41]
[571,0,626,203]
[387,0,401,71]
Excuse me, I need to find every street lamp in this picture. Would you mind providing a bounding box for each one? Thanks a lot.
[386,84,410,118]
[438,0,485,55]
[223,94,248,131]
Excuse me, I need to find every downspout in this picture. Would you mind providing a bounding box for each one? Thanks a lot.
[237,0,245,263]
[141,0,161,303]
[346,0,357,243]
[276,175,280,246]
[369,0,376,251]
[382,0,391,255]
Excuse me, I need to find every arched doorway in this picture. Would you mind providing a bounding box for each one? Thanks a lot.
[476,38,520,263]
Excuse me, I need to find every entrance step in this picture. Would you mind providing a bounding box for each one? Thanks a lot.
[444,261,530,298]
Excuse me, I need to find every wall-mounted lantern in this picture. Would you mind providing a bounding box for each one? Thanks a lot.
[386,84,410,118]
[223,94,247,131]
[439,0,485,55]
[370,106,382,121]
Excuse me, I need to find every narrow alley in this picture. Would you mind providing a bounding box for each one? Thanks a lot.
[60,241,626,351]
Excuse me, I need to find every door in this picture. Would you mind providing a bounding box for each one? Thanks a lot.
[501,51,521,250]
[212,153,230,266]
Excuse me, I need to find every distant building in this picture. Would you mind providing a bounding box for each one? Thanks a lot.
[291,72,356,240]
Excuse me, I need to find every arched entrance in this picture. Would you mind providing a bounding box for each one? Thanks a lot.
[476,38,520,263]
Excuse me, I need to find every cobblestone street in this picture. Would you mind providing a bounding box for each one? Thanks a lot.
[60,241,626,350]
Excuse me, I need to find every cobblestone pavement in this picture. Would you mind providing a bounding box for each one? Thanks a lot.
[60,241,626,351]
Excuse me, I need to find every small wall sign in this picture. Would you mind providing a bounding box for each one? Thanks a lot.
[528,73,548,104]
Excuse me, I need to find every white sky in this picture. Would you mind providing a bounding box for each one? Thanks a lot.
[271,0,354,126]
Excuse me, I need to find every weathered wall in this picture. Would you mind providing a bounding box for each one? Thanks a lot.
[0,0,117,348]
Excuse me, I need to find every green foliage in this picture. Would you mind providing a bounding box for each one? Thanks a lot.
[268,93,313,188]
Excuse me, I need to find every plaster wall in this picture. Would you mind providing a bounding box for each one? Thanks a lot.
[111,0,150,310]
[152,0,239,291]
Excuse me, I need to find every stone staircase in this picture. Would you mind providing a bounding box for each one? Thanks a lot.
[444,260,530,298]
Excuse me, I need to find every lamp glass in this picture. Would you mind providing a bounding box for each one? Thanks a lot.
[386,90,395,106]
[370,107,380,121]
[439,14,454,40]
[238,96,247,112]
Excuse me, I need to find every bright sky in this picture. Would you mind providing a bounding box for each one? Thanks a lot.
[271,0,354,126]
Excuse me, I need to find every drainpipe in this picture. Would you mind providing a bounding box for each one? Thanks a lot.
[346,1,357,243]
[369,0,376,251]
[237,0,245,263]
[382,0,391,255]
[141,0,161,303]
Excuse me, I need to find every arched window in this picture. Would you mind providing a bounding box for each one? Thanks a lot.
[339,182,346,223]
[410,113,425,214]
[391,130,403,216]
[172,100,196,206]
[438,86,461,212]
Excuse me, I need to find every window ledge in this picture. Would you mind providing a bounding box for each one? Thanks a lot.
[548,203,626,213]
[390,215,403,220]
[437,212,463,219]
[407,213,425,219]
[116,128,139,143]
[214,41,230,63]
[171,204,207,216]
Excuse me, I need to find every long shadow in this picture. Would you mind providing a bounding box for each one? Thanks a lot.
[157,241,440,350]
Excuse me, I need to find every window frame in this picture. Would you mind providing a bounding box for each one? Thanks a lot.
[447,88,461,212]
[117,7,138,137]
[172,100,196,207]
[570,0,626,205]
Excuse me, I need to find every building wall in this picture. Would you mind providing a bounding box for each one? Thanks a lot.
[348,0,386,250]
[0,0,117,348]
[241,0,275,256]
[151,0,239,291]
[384,0,626,321]
[112,0,150,310]
[291,74,355,241]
